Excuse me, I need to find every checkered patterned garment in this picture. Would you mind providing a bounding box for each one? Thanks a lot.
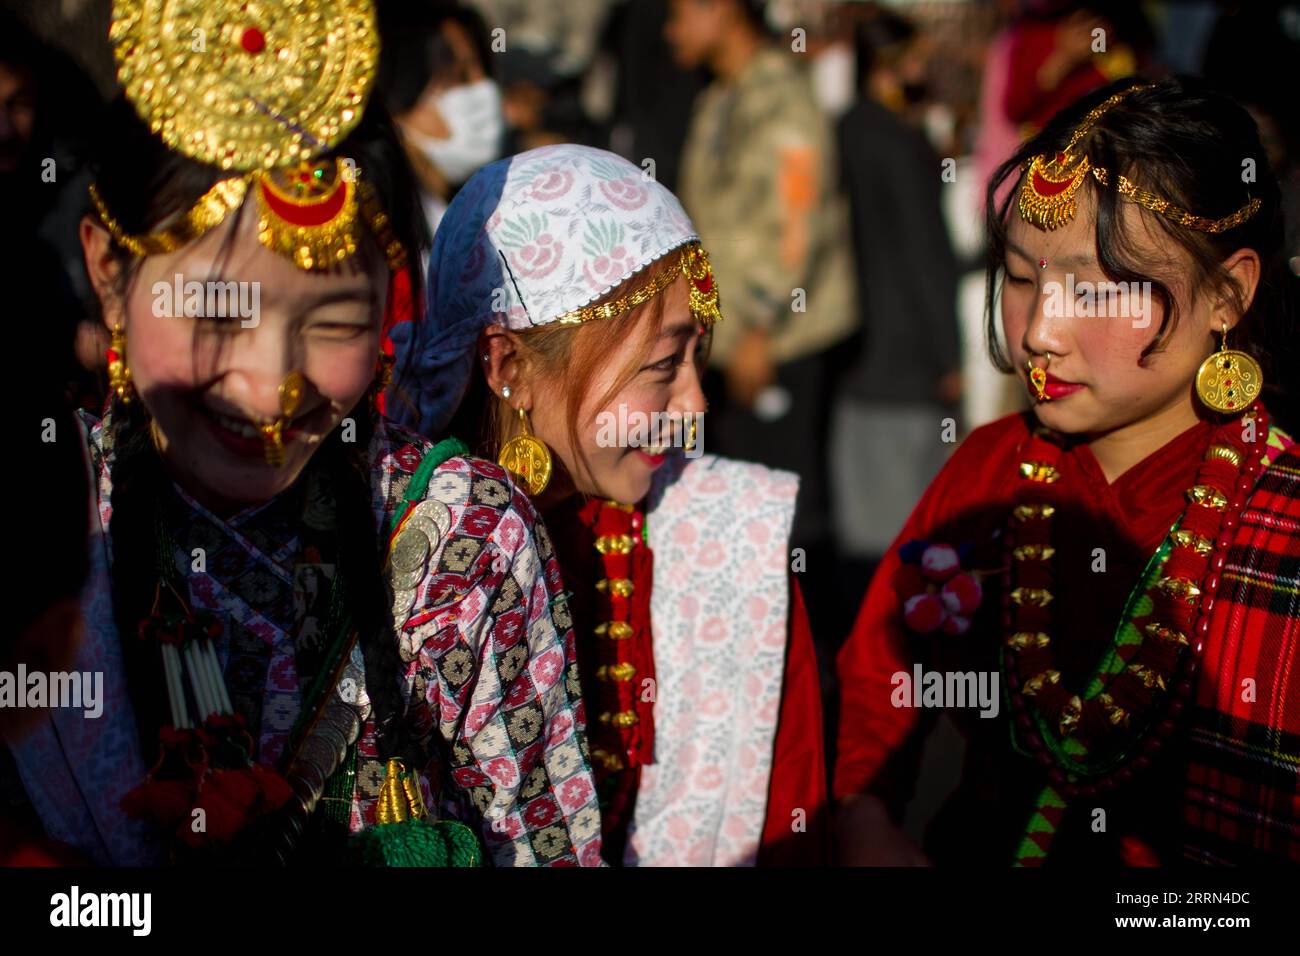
[1185,444,1300,864]
[359,422,604,865]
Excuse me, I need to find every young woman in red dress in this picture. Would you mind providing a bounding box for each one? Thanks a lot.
[835,77,1300,866]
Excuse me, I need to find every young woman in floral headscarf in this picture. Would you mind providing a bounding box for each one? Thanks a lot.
[389,144,828,865]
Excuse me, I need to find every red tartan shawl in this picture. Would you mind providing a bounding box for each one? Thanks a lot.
[1185,443,1300,864]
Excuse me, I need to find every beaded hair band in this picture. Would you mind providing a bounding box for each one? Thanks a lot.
[553,241,722,328]
[1017,85,1262,234]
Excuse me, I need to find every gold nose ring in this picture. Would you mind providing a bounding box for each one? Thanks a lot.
[260,370,305,466]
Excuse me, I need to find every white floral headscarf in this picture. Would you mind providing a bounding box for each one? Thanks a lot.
[387,144,698,437]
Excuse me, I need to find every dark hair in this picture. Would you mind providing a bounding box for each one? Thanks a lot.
[733,0,772,35]
[90,96,428,770]
[376,0,494,115]
[853,8,916,91]
[985,76,1296,422]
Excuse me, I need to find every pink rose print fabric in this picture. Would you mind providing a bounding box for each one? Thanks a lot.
[626,454,798,866]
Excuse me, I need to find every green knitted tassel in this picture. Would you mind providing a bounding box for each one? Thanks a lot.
[346,758,482,867]
[347,818,482,867]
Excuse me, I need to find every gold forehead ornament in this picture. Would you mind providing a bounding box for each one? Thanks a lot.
[1017,85,1261,234]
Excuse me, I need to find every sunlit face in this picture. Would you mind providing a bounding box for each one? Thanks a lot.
[531,277,708,505]
[88,202,384,514]
[1000,187,1220,438]
[664,0,728,69]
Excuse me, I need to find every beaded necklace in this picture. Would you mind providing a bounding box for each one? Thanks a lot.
[1003,403,1268,865]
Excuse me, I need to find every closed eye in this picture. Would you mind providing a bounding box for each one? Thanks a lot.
[308,322,370,339]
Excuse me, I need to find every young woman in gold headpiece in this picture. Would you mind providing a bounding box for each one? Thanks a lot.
[834,77,1300,866]
[2,0,602,866]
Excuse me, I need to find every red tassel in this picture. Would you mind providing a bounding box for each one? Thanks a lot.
[121,778,198,829]
[182,773,252,847]
[250,763,294,812]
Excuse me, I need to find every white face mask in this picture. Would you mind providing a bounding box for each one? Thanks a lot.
[405,79,504,185]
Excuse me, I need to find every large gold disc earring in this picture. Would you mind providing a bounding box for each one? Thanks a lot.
[498,405,552,496]
[106,323,134,403]
[1196,325,1263,413]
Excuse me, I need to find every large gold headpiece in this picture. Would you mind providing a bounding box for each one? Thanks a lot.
[1017,85,1261,235]
[91,0,405,272]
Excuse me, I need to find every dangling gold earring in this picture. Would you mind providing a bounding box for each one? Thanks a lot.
[106,323,134,403]
[497,404,552,496]
[1195,324,1263,414]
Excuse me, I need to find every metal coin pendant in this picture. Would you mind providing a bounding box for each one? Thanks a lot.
[498,435,552,496]
[1196,348,1262,413]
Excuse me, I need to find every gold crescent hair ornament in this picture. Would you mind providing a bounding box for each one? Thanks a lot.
[1017,83,1261,235]
[89,178,250,258]
[261,370,307,467]
[255,158,361,270]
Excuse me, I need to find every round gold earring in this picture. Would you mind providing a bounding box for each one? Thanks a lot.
[497,406,552,496]
[1195,325,1263,413]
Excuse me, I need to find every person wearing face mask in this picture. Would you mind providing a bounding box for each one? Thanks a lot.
[389,145,830,866]
[378,2,505,236]
[5,0,602,868]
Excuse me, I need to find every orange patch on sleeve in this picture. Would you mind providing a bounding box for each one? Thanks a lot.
[779,147,818,211]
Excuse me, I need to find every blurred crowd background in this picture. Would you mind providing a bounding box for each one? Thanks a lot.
[6,0,1300,771]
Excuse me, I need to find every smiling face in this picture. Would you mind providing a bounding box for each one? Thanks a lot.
[548,277,708,504]
[84,200,385,514]
[486,270,710,507]
[1000,186,1223,440]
